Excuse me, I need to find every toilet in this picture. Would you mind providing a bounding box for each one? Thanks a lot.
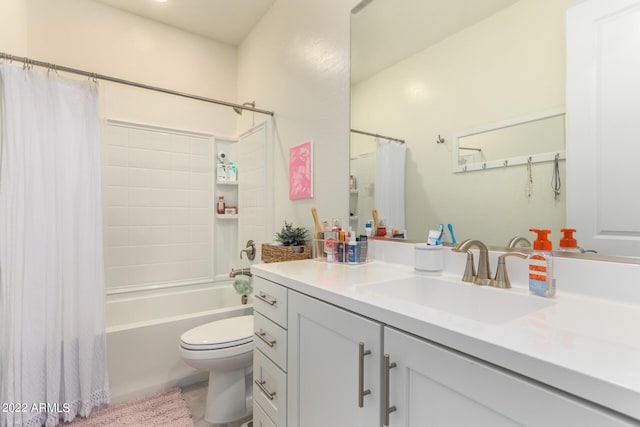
[180,315,254,424]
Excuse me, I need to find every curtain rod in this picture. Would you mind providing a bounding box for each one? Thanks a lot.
[0,52,274,116]
[350,129,405,144]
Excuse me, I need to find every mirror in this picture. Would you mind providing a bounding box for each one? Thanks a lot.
[350,0,572,248]
[453,108,565,173]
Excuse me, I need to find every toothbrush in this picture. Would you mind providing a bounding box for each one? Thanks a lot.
[437,224,445,245]
[448,223,457,244]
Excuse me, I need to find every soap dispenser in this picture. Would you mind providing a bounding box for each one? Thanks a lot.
[528,229,556,297]
[559,228,581,253]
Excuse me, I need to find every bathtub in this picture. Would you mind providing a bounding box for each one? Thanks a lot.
[105,282,253,403]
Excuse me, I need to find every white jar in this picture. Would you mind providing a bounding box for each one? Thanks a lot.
[414,243,443,275]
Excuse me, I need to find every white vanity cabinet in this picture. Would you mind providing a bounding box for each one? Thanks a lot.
[383,327,635,427]
[255,271,638,426]
[287,290,383,427]
[253,277,288,427]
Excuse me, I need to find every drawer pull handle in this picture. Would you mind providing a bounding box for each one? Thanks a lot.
[383,354,397,426]
[358,342,371,408]
[255,379,276,401]
[255,292,277,306]
[255,329,277,347]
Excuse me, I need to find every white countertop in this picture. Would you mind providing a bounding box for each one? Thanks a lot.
[252,259,640,421]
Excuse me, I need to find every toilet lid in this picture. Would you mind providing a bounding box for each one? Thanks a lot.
[180,315,253,350]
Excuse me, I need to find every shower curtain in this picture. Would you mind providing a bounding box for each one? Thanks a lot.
[0,63,109,427]
[375,139,406,234]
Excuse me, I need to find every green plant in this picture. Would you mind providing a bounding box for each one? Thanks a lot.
[274,221,309,246]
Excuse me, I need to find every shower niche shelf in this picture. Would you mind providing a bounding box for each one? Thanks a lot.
[214,135,240,281]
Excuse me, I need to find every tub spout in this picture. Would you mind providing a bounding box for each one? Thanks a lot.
[229,267,252,278]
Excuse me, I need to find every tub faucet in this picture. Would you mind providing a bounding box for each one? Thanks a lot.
[453,239,491,285]
[507,236,531,248]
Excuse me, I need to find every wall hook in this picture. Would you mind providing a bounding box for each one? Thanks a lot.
[436,134,445,144]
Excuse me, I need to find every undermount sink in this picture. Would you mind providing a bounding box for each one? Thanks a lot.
[354,276,554,324]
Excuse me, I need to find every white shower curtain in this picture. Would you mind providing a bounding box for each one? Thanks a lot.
[0,63,109,427]
[375,139,406,233]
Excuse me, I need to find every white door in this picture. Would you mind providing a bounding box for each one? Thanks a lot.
[237,119,274,264]
[384,327,634,426]
[287,291,382,427]
[566,0,640,256]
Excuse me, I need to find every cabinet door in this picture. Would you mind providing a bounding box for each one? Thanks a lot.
[566,0,640,256]
[288,291,382,427]
[384,327,635,426]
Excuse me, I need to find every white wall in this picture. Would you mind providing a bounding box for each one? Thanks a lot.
[352,0,572,245]
[18,0,238,135]
[237,0,358,236]
[0,0,28,55]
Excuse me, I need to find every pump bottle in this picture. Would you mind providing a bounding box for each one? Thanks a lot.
[528,229,556,297]
[559,228,581,253]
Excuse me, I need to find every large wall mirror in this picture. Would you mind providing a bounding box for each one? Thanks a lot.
[350,0,573,249]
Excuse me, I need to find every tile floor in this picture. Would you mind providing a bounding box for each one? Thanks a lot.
[182,381,252,427]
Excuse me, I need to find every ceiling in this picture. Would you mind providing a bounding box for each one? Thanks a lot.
[94,0,276,46]
[351,0,521,83]
[94,0,520,82]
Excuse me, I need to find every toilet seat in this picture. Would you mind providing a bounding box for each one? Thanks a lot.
[180,315,253,351]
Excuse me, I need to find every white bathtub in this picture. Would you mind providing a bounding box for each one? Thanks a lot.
[105,282,253,403]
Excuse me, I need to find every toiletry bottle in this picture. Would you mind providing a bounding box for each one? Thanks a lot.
[337,229,346,263]
[217,196,225,214]
[528,229,556,297]
[348,228,358,264]
[324,223,336,262]
[358,235,368,263]
[559,228,581,253]
[217,163,227,182]
[365,221,372,237]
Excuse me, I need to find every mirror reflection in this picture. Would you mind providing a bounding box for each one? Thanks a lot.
[350,0,571,246]
[454,109,565,173]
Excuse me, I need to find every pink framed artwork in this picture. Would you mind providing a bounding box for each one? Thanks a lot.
[289,141,313,200]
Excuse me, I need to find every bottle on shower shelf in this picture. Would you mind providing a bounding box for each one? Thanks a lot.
[217,196,225,215]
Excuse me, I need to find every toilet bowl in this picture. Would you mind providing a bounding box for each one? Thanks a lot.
[180,314,254,424]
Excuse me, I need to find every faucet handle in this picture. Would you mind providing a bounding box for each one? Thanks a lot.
[490,252,528,289]
[462,251,476,283]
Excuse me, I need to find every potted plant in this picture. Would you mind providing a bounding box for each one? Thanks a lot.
[262,221,311,263]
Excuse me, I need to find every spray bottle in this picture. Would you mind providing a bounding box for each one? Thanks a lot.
[528,229,556,297]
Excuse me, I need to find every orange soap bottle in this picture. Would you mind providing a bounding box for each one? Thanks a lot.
[528,229,556,297]
[559,228,581,253]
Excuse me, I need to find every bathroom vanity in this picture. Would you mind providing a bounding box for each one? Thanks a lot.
[251,248,640,427]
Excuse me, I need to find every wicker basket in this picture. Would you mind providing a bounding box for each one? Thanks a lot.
[261,243,311,263]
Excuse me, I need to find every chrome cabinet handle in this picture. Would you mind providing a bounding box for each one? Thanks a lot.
[255,379,276,401]
[255,292,277,306]
[254,329,276,348]
[383,354,397,426]
[358,342,371,408]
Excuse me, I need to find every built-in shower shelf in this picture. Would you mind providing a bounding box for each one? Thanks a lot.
[216,180,239,186]
[216,214,239,219]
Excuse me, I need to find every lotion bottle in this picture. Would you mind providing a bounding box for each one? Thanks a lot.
[528,229,556,297]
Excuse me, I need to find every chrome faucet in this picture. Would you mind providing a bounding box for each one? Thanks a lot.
[453,240,491,285]
[507,236,531,248]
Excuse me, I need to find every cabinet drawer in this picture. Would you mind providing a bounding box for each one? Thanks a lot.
[254,349,287,427]
[253,276,288,328]
[253,401,278,427]
[254,311,287,372]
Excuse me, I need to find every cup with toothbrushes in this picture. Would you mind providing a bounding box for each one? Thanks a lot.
[415,226,444,274]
